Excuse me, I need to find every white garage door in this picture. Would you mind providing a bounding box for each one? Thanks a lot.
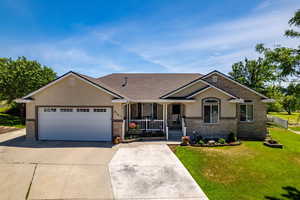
[38,107,112,141]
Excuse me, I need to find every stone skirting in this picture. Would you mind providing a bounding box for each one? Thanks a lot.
[26,120,36,141]
[185,118,238,137]
[184,117,266,140]
[113,120,124,138]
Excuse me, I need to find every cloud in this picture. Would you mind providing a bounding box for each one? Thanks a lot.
[0,0,298,76]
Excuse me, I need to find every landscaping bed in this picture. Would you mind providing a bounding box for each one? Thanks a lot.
[191,141,241,147]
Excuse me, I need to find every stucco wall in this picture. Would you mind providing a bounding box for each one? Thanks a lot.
[25,74,124,140]
[184,87,236,118]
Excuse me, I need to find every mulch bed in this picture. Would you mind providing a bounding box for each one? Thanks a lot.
[189,141,242,147]
[0,126,20,134]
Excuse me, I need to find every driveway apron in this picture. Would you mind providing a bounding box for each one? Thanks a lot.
[109,144,209,200]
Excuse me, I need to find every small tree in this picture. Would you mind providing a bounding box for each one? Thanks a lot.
[281,95,297,115]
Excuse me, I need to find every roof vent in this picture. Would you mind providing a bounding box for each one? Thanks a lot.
[122,77,128,87]
[212,75,218,83]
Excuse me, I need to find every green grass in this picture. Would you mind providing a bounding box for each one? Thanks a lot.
[269,112,300,124]
[0,113,25,128]
[172,127,300,200]
[290,126,300,132]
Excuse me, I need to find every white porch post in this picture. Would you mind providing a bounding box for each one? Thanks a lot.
[165,104,169,140]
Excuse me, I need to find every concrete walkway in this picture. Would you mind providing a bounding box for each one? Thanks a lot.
[288,128,300,135]
[109,143,209,200]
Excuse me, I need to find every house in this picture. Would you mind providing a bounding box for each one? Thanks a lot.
[18,70,274,142]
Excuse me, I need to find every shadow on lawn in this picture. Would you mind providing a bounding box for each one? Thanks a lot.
[265,186,300,200]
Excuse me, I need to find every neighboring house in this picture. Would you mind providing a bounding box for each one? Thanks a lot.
[18,70,274,142]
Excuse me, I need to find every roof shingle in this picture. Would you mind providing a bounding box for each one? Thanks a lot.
[97,73,203,100]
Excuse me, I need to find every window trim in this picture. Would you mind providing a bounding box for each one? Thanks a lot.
[203,98,220,124]
[239,103,254,122]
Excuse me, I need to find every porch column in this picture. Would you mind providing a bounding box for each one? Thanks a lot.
[164,103,169,140]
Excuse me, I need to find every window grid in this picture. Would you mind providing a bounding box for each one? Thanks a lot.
[60,108,73,112]
[93,108,106,112]
[44,108,56,112]
[240,104,254,122]
[77,108,90,112]
[203,98,219,124]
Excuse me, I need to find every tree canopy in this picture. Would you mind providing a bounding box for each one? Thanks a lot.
[229,57,277,93]
[229,9,300,114]
[0,57,57,103]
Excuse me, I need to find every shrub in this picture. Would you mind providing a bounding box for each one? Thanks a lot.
[113,136,121,144]
[227,132,237,143]
[218,138,226,144]
[181,136,190,145]
[197,140,205,145]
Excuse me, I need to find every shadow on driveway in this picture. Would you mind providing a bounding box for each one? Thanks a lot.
[0,135,114,148]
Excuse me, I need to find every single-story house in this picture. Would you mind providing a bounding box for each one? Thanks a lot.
[18,70,274,141]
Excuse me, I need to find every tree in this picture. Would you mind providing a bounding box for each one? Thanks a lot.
[281,95,297,115]
[256,44,300,77]
[0,57,57,103]
[285,9,300,38]
[229,57,277,93]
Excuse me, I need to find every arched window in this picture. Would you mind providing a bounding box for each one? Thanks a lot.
[203,98,219,123]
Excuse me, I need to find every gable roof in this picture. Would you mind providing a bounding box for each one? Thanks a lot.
[23,71,124,99]
[98,73,203,101]
[201,70,269,99]
[160,70,268,99]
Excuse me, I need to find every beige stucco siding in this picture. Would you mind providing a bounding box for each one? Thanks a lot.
[184,87,236,118]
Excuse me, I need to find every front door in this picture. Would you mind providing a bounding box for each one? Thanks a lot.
[170,104,181,129]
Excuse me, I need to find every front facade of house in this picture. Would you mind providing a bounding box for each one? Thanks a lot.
[20,71,273,142]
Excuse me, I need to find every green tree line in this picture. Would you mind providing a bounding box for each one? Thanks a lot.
[229,9,300,114]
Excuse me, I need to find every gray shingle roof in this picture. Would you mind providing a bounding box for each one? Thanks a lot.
[97,73,203,100]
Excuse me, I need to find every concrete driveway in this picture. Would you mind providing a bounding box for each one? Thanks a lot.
[0,129,116,200]
[0,130,208,200]
[109,143,208,200]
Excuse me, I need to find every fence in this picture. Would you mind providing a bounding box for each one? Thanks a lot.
[267,115,288,128]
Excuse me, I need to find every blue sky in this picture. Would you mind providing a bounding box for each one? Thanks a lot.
[0,0,299,77]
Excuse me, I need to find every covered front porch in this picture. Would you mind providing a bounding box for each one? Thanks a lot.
[123,102,186,140]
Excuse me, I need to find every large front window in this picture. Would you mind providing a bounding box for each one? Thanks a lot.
[203,98,219,123]
[240,104,254,122]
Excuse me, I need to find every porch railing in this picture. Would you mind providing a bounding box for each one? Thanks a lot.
[129,119,164,131]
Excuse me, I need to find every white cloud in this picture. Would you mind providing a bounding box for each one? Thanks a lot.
[0,0,298,76]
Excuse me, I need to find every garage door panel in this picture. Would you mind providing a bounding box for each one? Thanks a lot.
[38,107,112,141]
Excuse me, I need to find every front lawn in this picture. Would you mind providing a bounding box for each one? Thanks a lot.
[0,113,25,128]
[172,127,300,200]
[269,112,300,124]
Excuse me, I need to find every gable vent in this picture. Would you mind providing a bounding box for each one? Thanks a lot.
[212,75,218,83]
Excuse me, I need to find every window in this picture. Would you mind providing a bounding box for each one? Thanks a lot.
[240,104,253,122]
[93,108,106,112]
[203,98,219,123]
[44,108,56,112]
[77,108,90,112]
[60,108,73,112]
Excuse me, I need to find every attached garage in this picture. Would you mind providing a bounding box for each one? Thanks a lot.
[38,107,112,141]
